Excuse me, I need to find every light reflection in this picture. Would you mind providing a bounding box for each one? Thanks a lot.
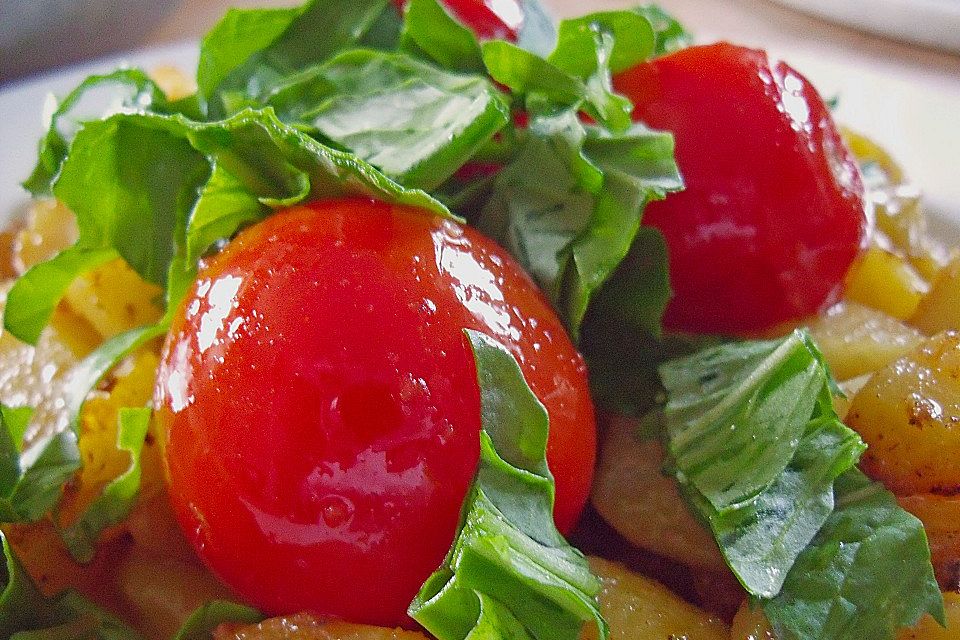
[197,275,243,353]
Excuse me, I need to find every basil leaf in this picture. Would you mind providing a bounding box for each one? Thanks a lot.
[409,330,607,640]
[23,70,168,196]
[483,11,654,130]
[185,164,266,264]
[57,118,211,288]
[172,600,263,640]
[634,6,693,56]
[401,0,484,72]
[0,404,81,524]
[298,50,510,190]
[482,41,584,107]
[202,0,395,116]
[478,110,680,337]
[9,106,451,347]
[4,247,118,345]
[197,7,301,105]
[59,407,151,563]
[765,469,945,640]
[1,530,143,639]
[661,330,866,597]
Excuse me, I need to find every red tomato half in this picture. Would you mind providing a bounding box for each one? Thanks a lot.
[394,0,524,41]
[155,199,595,625]
[615,43,867,334]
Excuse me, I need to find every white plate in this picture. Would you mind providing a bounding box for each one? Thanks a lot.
[770,0,960,54]
[0,41,958,235]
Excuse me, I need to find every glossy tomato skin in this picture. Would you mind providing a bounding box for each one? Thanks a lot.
[393,0,524,41]
[155,199,594,624]
[615,43,867,334]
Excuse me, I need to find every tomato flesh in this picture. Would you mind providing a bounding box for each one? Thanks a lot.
[615,43,867,333]
[155,199,594,624]
[394,0,524,40]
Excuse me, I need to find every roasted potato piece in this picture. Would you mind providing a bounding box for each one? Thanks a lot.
[585,557,728,640]
[216,616,429,640]
[899,592,960,639]
[149,65,197,101]
[63,259,163,340]
[730,601,775,640]
[900,494,960,590]
[913,257,960,336]
[845,242,930,321]
[809,301,924,381]
[12,199,78,273]
[730,593,960,639]
[0,282,99,445]
[592,414,726,573]
[57,348,163,529]
[846,331,960,495]
[119,546,233,640]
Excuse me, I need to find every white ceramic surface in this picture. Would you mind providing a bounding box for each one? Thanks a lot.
[0,0,181,82]
[769,0,960,54]
[0,41,958,234]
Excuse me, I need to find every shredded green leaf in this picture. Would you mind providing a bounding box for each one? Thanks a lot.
[655,332,944,638]
[409,330,607,640]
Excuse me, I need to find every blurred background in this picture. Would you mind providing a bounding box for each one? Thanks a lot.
[1,0,959,85]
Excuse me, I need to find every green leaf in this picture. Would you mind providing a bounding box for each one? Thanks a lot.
[197,7,301,104]
[583,226,671,341]
[478,111,680,337]
[9,106,452,349]
[483,11,654,130]
[0,530,143,639]
[185,164,267,264]
[59,407,151,563]
[172,600,263,640]
[634,6,693,56]
[53,118,212,287]
[23,70,168,196]
[660,330,866,598]
[3,247,118,345]
[408,330,607,640]
[552,12,655,75]
[0,404,83,524]
[201,0,395,116]
[764,469,945,640]
[300,50,509,190]
[401,0,484,72]
[481,41,584,107]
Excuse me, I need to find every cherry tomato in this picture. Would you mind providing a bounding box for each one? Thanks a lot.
[393,0,524,41]
[154,199,595,625]
[614,43,867,334]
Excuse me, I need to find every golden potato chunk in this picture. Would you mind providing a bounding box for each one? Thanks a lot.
[731,593,960,639]
[119,546,233,640]
[846,331,960,495]
[809,301,924,381]
[12,199,78,273]
[730,601,775,640]
[149,65,198,101]
[592,414,726,573]
[845,243,930,321]
[899,493,960,590]
[913,257,960,336]
[899,592,960,639]
[63,259,163,340]
[216,616,429,640]
[584,557,728,640]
